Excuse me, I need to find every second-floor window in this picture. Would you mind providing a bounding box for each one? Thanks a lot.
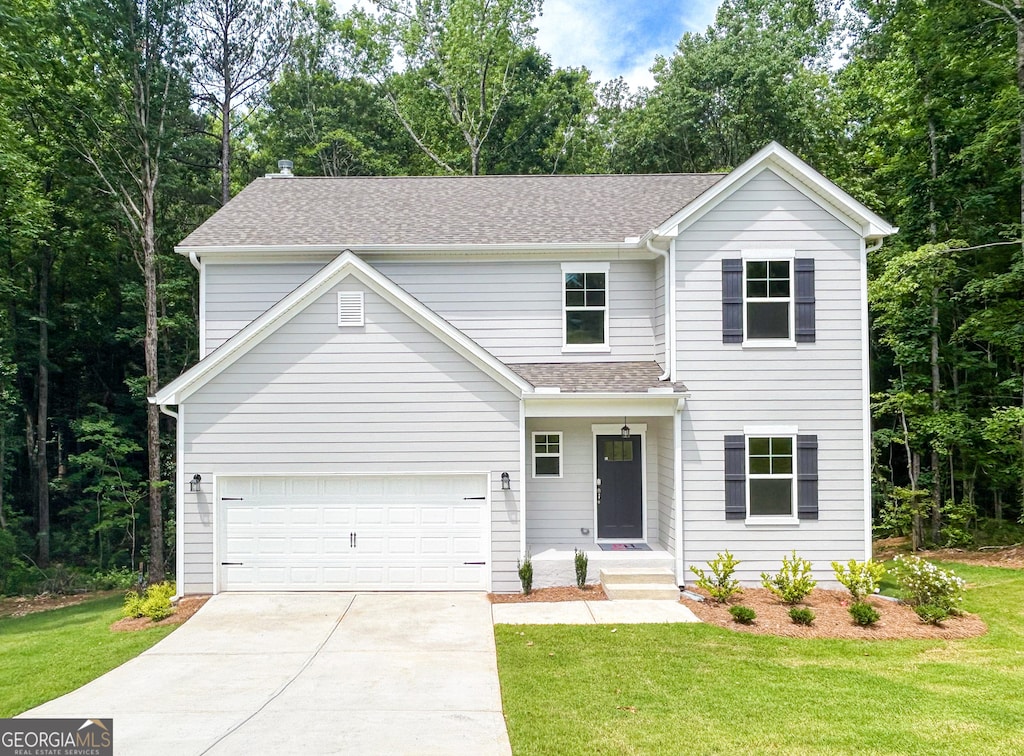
[563,263,609,349]
[745,260,791,340]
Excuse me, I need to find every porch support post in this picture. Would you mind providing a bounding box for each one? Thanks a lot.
[674,400,685,584]
[519,399,527,558]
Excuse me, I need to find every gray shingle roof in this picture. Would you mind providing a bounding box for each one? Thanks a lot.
[509,362,687,393]
[179,173,725,248]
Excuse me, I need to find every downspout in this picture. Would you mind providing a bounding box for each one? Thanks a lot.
[865,237,885,254]
[188,250,201,271]
[156,402,184,599]
[646,238,672,381]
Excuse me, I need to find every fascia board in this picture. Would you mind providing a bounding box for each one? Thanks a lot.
[654,142,897,240]
[152,250,528,405]
[175,241,648,259]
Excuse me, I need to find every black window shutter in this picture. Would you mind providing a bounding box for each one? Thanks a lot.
[794,258,816,343]
[724,435,746,519]
[797,434,819,520]
[722,259,743,343]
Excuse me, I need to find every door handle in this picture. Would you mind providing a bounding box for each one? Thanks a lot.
[221,562,243,566]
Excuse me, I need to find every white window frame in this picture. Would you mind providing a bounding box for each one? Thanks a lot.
[532,431,563,478]
[744,424,798,524]
[561,262,611,352]
[741,249,795,348]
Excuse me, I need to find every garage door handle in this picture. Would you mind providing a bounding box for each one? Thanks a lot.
[464,561,486,565]
[221,562,243,566]
[463,496,485,500]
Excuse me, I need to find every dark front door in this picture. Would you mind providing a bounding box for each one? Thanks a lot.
[596,435,643,539]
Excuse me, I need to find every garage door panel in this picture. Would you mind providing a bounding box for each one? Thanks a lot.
[219,474,489,591]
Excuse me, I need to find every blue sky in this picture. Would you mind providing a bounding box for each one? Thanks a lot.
[534,0,722,90]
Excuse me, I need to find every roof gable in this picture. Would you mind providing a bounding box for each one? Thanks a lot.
[152,251,531,404]
[654,142,897,240]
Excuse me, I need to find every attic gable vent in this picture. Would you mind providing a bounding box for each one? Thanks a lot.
[337,291,364,327]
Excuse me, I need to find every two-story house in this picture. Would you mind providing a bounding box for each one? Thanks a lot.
[153,142,895,595]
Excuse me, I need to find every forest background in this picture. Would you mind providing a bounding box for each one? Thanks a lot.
[2,0,1023,591]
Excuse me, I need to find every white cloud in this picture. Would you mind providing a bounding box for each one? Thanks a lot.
[535,0,722,92]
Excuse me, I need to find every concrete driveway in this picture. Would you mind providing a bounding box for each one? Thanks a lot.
[23,593,511,755]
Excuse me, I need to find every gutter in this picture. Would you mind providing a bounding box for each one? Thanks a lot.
[188,251,201,271]
[645,236,673,381]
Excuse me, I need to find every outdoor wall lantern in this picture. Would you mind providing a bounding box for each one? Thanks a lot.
[189,473,202,493]
[500,472,511,490]
[621,418,631,439]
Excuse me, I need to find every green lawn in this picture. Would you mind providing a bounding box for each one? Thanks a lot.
[496,563,1024,755]
[0,594,176,717]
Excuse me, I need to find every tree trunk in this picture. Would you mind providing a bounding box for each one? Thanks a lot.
[220,95,231,205]
[33,244,51,567]
[0,421,7,531]
[143,167,164,583]
[927,111,943,545]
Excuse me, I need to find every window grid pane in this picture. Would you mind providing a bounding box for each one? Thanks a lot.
[534,433,562,477]
[748,436,794,517]
[565,270,608,346]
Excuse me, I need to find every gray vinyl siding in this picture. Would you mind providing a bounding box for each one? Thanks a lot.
[653,260,667,373]
[372,260,657,363]
[204,259,660,363]
[181,280,522,593]
[676,168,867,584]
[204,262,322,353]
[525,417,660,549]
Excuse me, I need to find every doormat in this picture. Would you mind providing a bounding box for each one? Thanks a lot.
[599,543,652,551]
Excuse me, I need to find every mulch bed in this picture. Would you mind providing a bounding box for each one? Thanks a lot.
[680,587,987,640]
[488,585,608,603]
[110,595,210,632]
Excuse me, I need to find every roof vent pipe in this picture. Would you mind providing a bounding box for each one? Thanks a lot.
[277,159,294,176]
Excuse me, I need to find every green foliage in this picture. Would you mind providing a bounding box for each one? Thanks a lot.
[848,601,880,626]
[37,564,85,595]
[90,566,139,591]
[573,548,588,589]
[788,607,815,626]
[517,553,533,595]
[729,605,756,624]
[760,551,817,604]
[122,581,176,621]
[690,550,743,604]
[890,555,966,613]
[0,529,35,596]
[831,559,885,602]
[914,603,949,625]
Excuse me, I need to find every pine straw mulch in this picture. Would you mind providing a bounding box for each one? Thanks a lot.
[110,595,210,632]
[680,587,987,640]
[488,585,608,603]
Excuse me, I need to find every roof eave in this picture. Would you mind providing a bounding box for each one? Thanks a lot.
[175,240,651,258]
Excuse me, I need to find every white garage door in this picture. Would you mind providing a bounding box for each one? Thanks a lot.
[217,474,489,592]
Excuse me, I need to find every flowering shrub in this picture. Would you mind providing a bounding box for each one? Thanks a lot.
[831,559,885,602]
[890,555,966,613]
[690,550,742,603]
[761,551,817,604]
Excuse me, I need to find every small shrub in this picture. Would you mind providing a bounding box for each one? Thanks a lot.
[831,559,885,602]
[789,607,815,626]
[890,555,965,613]
[914,603,949,625]
[729,605,756,624]
[690,550,743,603]
[122,581,176,621]
[849,601,880,626]
[518,553,534,596]
[574,548,588,589]
[760,550,817,604]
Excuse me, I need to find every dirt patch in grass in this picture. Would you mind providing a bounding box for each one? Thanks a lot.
[681,587,987,640]
[110,595,210,632]
[874,536,1024,569]
[489,585,608,603]
[0,590,124,619]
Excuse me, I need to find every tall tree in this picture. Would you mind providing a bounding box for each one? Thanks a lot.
[64,0,193,581]
[342,0,543,175]
[189,0,301,204]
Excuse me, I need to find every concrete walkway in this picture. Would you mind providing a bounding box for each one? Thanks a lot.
[491,599,701,625]
[24,593,511,756]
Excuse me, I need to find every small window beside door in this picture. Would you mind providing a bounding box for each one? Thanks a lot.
[533,432,562,477]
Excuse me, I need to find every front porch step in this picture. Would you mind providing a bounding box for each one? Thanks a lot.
[600,567,680,601]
